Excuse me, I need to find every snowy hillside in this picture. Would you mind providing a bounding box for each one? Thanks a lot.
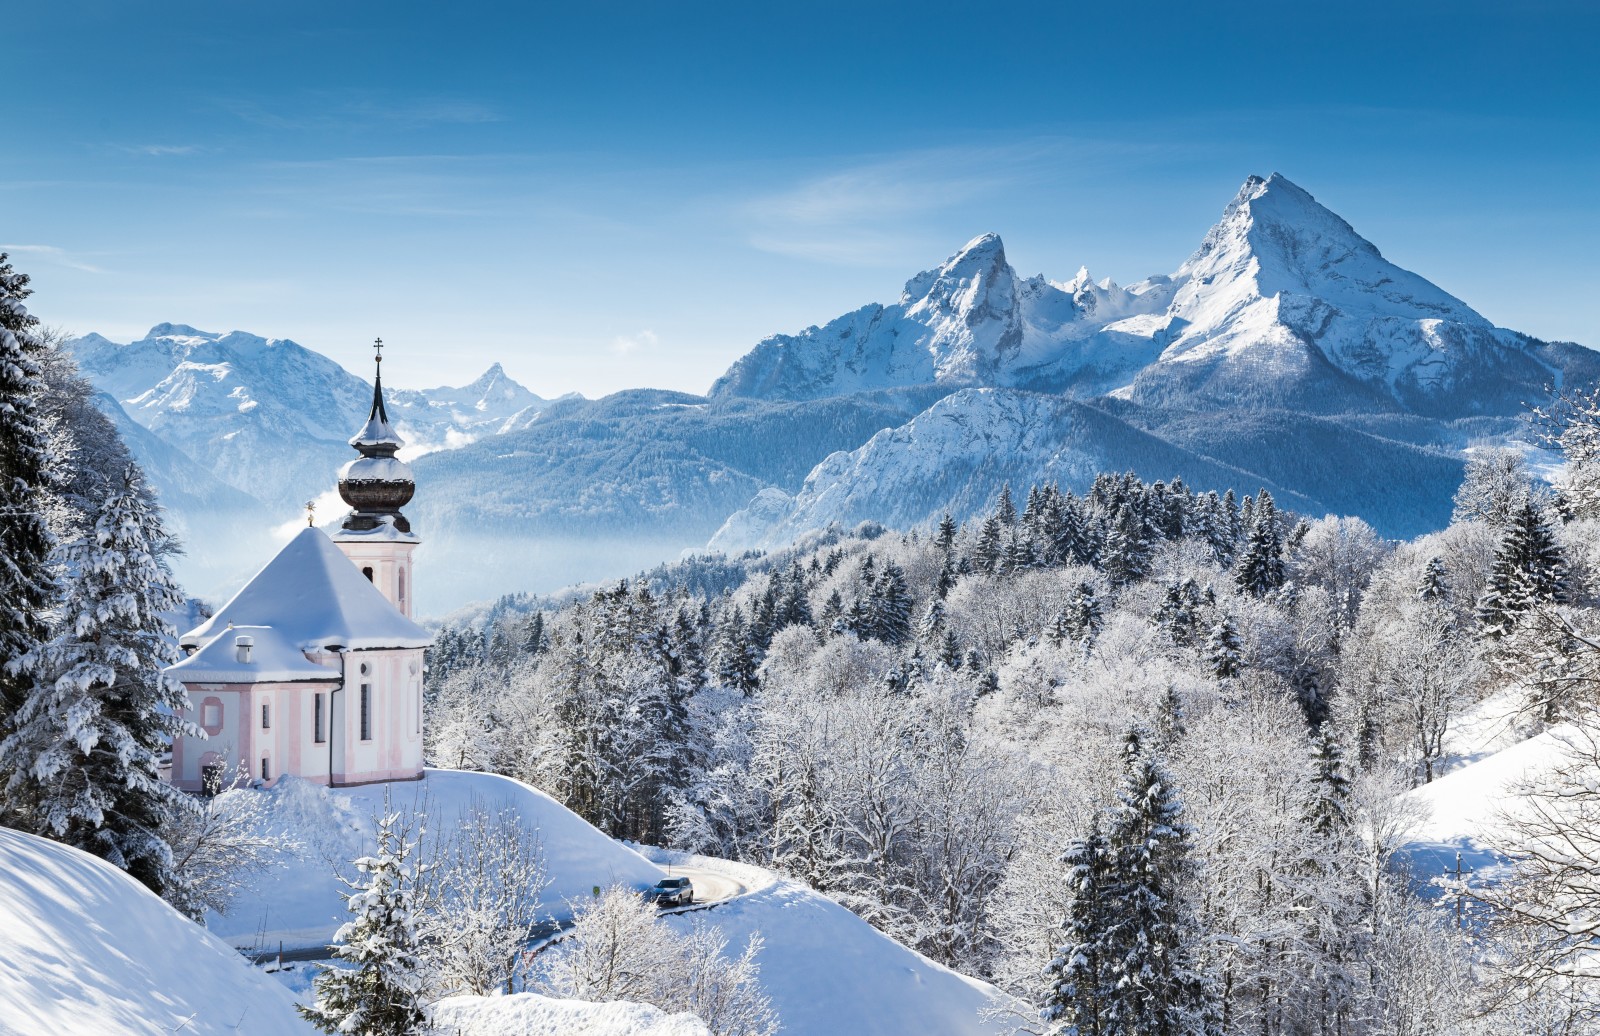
[642,851,1011,1036]
[211,769,665,950]
[712,388,1321,552]
[0,827,312,1035]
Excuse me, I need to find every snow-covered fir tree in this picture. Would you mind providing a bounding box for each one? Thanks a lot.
[0,254,57,728]
[1097,729,1214,1036]
[0,466,196,896]
[301,805,433,1035]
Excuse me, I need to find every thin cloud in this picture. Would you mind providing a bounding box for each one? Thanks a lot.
[125,144,203,156]
[611,329,659,356]
[0,244,106,274]
[736,138,1149,265]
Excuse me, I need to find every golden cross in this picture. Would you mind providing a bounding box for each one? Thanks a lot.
[305,500,316,527]
[374,336,384,366]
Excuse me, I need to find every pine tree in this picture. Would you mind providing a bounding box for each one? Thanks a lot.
[0,254,57,726]
[0,467,196,895]
[713,605,760,696]
[1205,616,1242,681]
[1098,730,1215,1036]
[1416,556,1449,603]
[1477,499,1567,635]
[1234,505,1286,598]
[870,562,913,646]
[1066,582,1104,645]
[1041,826,1114,1036]
[1101,504,1151,588]
[995,482,1017,527]
[973,516,1004,573]
[301,806,433,1035]
[935,512,958,556]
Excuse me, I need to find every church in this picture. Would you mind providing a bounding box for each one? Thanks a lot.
[166,344,432,791]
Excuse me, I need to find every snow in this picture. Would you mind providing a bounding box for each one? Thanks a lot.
[432,993,710,1036]
[209,769,666,951]
[1400,691,1574,887]
[639,849,1013,1036]
[0,827,312,1035]
[168,624,340,684]
[337,454,416,483]
[181,526,432,651]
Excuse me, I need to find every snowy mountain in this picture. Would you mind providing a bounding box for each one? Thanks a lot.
[714,174,1597,417]
[707,174,1599,553]
[74,175,1600,612]
[710,233,1167,401]
[68,324,554,518]
[1127,174,1596,416]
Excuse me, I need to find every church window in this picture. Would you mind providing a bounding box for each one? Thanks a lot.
[262,702,271,729]
[399,568,407,608]
[200,697,224,736]
[314,693,326,743]
[413,683,421,735]
[261,757,271,781]
[362,566,374,582]
[360,683,372,741]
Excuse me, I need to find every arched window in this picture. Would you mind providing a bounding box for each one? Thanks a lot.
[398,567,407,609]
[362,566,374,582]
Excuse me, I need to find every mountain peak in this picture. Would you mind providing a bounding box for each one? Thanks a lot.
[145,322,211,340]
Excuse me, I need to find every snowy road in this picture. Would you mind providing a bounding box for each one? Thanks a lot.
[659,864,748,908]
[251,864,750,966]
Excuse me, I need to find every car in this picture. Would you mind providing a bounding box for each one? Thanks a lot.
[644,876,694,908]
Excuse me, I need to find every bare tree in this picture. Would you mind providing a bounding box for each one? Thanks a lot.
[421,798,550,996]
[1475,721,1600,1020]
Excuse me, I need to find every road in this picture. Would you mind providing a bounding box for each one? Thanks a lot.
[250,864,750,967]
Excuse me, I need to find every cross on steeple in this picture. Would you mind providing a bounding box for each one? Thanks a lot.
[374,336,383,365]
[305,500,316,527]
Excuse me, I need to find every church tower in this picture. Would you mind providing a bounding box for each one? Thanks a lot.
[332,338,419,618]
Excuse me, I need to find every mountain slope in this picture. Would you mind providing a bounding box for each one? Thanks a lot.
[1128,174,1563,415]
[711,388,1324,552]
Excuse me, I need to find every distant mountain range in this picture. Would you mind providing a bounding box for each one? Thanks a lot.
[68,175,1599,612]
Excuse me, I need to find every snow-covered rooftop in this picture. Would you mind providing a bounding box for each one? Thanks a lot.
[167,624,340,684]
[183,527,431,652]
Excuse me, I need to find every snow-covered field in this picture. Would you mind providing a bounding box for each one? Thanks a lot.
[0,827,312,1036]
[212,768,665,951]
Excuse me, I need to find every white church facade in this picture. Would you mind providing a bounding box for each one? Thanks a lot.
[166,345,432,791]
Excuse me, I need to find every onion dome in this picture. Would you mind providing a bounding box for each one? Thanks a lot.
[338,338,415,533]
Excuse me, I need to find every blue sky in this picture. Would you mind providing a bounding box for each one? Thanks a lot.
[7,0,1597,397]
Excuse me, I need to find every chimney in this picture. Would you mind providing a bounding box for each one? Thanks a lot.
[235,635,254,664]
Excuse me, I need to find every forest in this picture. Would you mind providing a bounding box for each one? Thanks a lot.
[427,430,1600,1034]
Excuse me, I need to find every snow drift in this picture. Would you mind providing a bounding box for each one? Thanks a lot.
[0,827,312,1035]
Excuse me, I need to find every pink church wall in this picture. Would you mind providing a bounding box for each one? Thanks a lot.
[172,646,425,791]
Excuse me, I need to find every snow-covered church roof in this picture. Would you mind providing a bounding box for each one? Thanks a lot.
[167,625,341,684]
[180,527,432,653]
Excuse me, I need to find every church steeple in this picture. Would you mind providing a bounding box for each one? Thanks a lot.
[337,337,416,534]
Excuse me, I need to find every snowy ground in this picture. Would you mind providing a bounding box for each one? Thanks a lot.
[0,828,313,1035]
[636,847,1016,1036]
[212,768,666,952]
[1400,689,1568,891]
[432,993,712,1035]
